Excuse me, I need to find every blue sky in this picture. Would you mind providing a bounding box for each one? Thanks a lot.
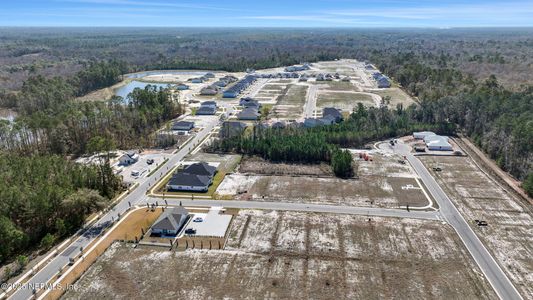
[1,0,533,27]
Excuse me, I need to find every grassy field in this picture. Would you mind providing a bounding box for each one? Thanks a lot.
[321,81,360,92]
[372,87,417,107]
[63,210,496,299]
[316,91,376,111]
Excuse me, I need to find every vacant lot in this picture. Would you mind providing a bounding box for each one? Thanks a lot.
[218,151,432,208]
[420,156,533,298]
[321,81,360,92]
[64,210,496,299]
[217,174,430,208]
[272,84,308,119]
[371,87,417,107]
[316,91,377,111]
[238,156,333,176]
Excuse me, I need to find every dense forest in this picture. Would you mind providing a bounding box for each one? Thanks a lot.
[0,153,121,264]
[211,103,454,178]
[0,63,182,267]
[0,77,183,155]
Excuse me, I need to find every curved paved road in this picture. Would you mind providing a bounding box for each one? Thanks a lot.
[387,141,522,300]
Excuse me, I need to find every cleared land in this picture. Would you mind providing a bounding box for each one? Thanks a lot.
[272,84,308,119]
[217,152,431,208]
[63,210,496,300]
[316,91,377,111]
[321,81,360,92]
[238,156,333,176]
[371,87,417,107]
[420,155,533,297]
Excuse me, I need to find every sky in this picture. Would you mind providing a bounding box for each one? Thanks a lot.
[1,0,533,27]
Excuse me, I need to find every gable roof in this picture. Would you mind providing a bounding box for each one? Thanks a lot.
[196,106,216,115]
[323,107,342,120]
[237,107,260,120]
[168,172,211,187]
[201,101,217,107]
[183,162,217,177]
[173,121,194,129]
[152,206,189,231]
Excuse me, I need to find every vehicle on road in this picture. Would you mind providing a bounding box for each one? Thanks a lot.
[131,170,140,177]
[68,257,75,266]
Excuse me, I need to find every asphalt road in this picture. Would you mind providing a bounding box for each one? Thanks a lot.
[391,141,522,300]
[8,116,220,300]
[143,197,440,220]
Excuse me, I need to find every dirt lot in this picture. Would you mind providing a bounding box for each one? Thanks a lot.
[217,174,430,208]
[420,155,533,298]
[63,210,496,300]
[217,151,432,208]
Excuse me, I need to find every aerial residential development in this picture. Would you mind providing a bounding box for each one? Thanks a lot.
[0,2,532,300]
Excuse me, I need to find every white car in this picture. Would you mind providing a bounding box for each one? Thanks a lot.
[131,170,140,177]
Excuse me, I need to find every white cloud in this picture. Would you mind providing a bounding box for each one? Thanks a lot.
[57,0,244,12]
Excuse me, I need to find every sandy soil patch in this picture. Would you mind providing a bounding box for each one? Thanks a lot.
[64,210,496,300]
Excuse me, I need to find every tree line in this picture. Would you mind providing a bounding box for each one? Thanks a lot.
[210,103,453,178]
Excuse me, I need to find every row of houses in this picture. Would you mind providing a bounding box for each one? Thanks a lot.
[188,72,216,84]
[235,97,261,120]
[316,73,344,81]
[413,131,453,151]
[284,63,311,72]
[223,75,257,98]
[199,75,239,96]
[372,72,391,88]
[218,107,342,137]
[167,162,218,192]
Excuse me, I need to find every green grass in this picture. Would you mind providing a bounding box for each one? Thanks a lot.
[317,92,375,110]
[371,88,417,107]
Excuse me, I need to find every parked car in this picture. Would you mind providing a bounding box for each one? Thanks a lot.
[185,228,197,235]
[131,170,140,177]
[432,166,442,172]
[193,217,203,222]
[147,159,154,165]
